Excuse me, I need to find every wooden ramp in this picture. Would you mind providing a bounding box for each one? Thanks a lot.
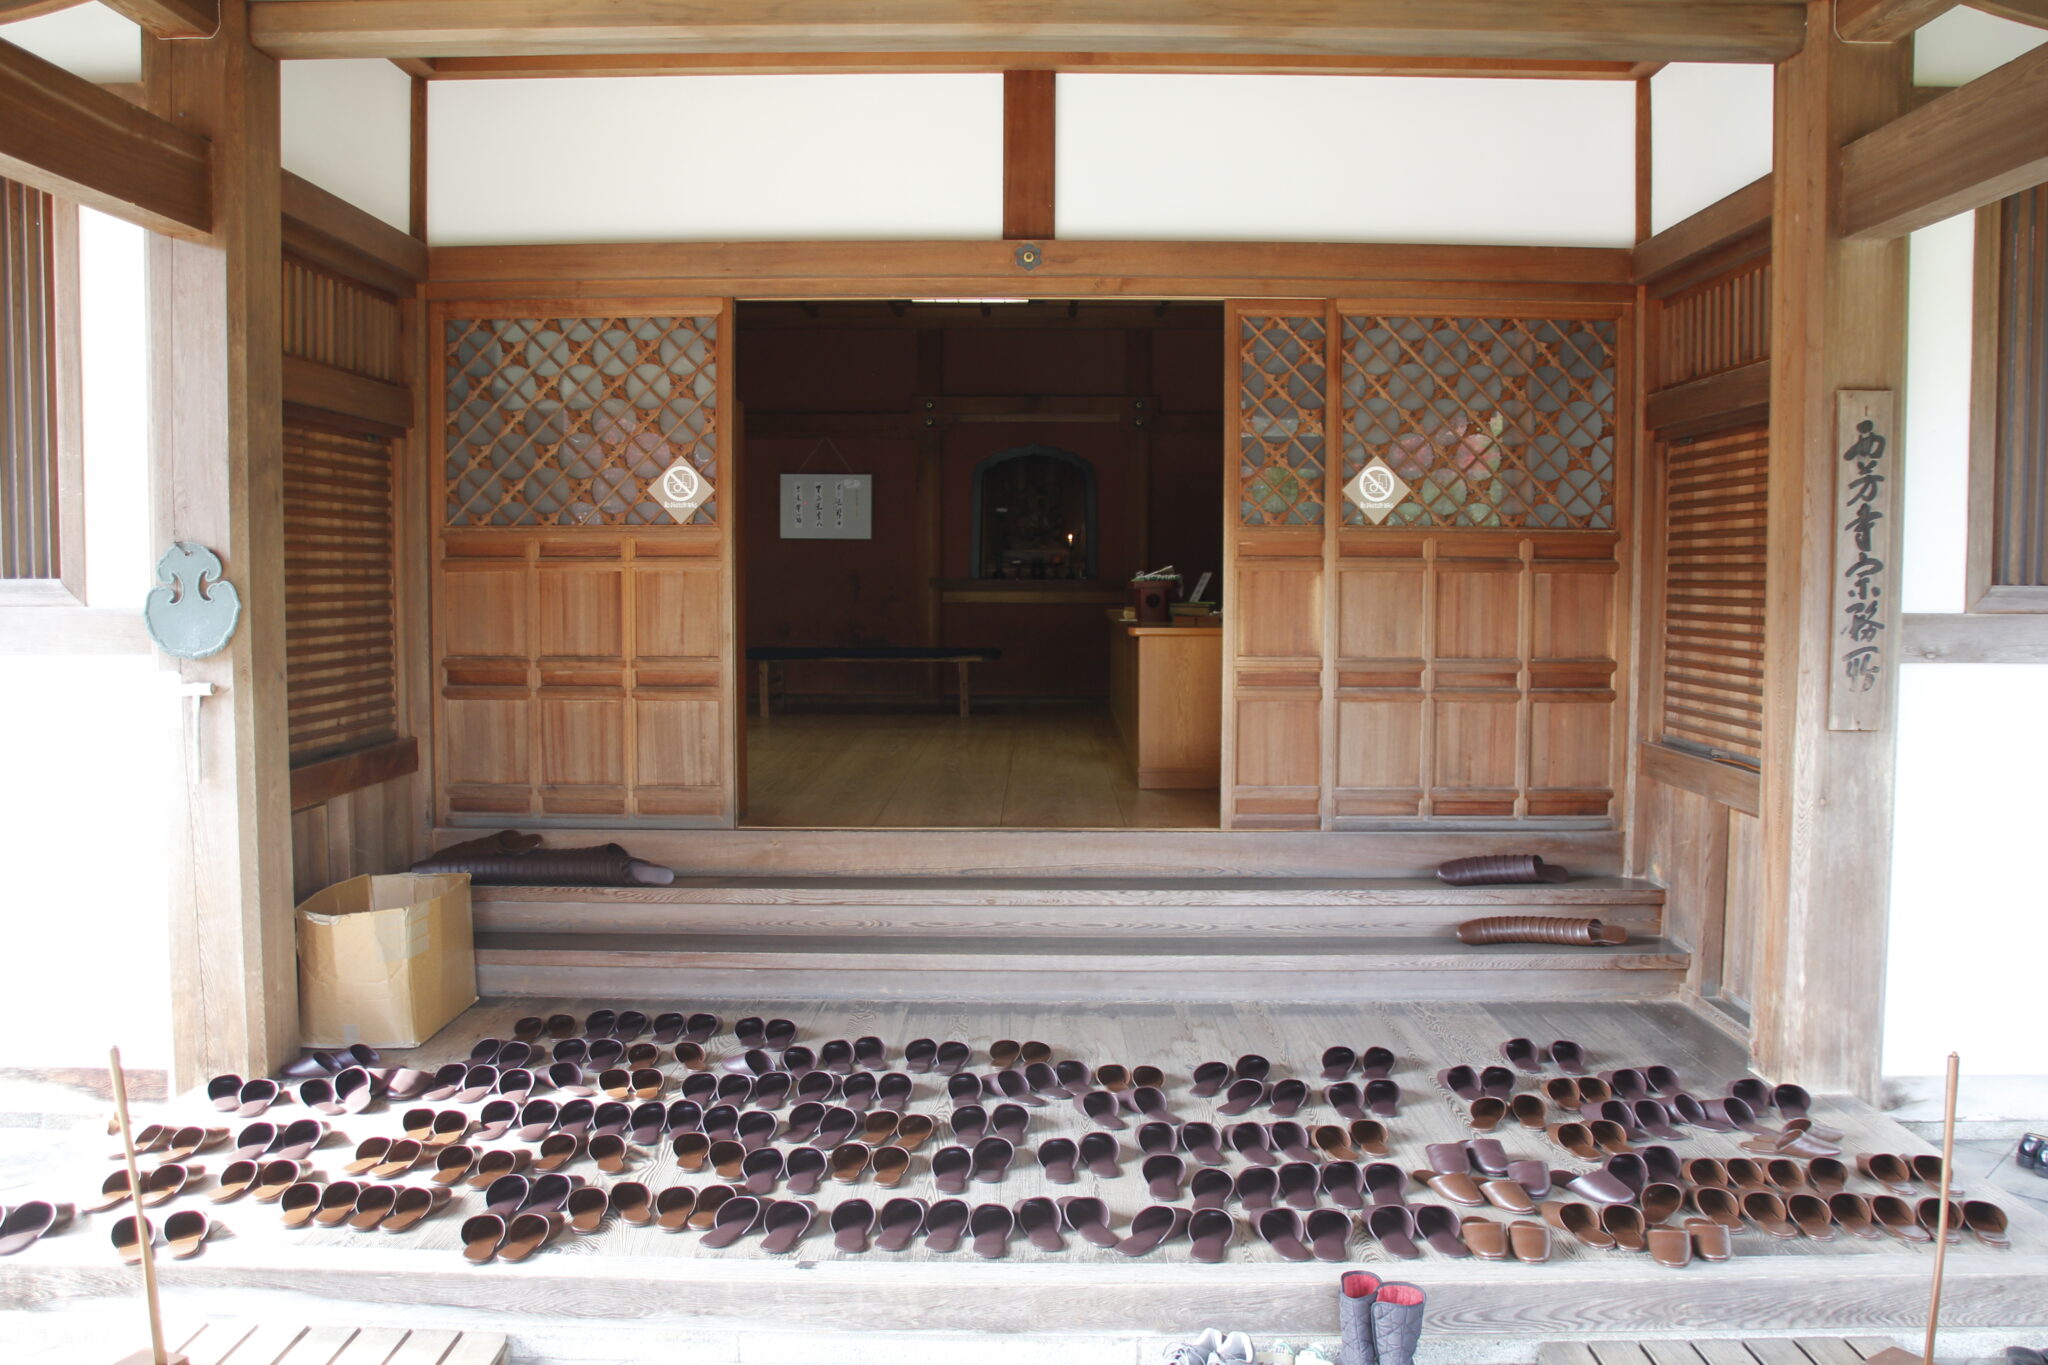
[20,1323,506,1364]
[1541,1338,1895,1365]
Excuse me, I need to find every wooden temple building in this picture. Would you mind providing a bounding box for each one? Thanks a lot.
[0,0,2045,1360]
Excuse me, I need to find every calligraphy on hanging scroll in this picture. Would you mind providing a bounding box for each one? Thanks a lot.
[1829,391,1897,732]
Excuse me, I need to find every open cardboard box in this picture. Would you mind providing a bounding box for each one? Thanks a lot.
[296,872,477,1049]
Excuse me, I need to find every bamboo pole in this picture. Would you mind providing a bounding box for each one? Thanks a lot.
[1924,1051,1961,1365]
[108,1046,169,1365]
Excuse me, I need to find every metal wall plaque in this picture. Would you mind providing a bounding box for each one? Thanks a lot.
[143,541,242,660]
[1829,390,1897,732]
[780,474,872,540]
[1344,456,1411,525]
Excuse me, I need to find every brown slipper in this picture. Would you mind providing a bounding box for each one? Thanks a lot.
[499,1210,565,1262]
[209,1160,259,1205]
[278,1182,325,1229]
[1459,1215,1508,1260]
[110,1213,155,1263]
[0,1201,73,1255]
[1509,1219,1552,1263]
[383,1185,451,1233]
[1647,1224,1692,1268]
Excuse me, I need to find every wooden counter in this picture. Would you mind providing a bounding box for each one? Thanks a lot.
[1106,611,1223,789]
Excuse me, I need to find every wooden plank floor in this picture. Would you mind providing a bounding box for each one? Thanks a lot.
[741,705,1217,829]
[3,997,2044,1342]
[1539,1339,1896,1365]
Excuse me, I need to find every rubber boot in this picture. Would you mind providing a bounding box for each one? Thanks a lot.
[1339,1271,1381,1365]
[1370,1282,1427,1365]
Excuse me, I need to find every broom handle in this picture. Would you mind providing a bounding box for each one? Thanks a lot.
[109,1047,169,1365]
[1924,1051,1960,1365]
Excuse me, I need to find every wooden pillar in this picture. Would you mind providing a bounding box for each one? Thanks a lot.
[916,328,945,698]
[1002,70,1055,241]
[145,0,296,1085]
[1754,1,1911,1098]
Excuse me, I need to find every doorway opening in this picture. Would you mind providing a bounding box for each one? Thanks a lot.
[734,300,1225,830]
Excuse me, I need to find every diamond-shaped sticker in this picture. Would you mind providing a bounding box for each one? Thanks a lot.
[655,459,714,521]
[1344,457,1411,525]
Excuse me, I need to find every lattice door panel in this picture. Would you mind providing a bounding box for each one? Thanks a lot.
[1237,312,1329,526]
[445,315,720,527]
[1339,315,1618,530]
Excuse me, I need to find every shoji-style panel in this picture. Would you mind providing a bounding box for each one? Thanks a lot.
[1223,305,1331,829]
[1332,531,1621,823]
[434,301,737,827]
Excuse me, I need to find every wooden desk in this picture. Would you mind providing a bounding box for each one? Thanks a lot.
[1106,612,1222,789]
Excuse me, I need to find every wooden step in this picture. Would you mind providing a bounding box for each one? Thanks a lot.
[473,930,1690,1002]
[435,825,1625,878]
[472,876,1667,939]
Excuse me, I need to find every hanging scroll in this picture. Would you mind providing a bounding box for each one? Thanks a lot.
[1829,391,1897,732]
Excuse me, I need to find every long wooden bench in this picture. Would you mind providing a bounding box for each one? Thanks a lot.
[747,645,1002,718]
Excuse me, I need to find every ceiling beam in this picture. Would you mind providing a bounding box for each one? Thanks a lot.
[100,0,219,39]
[0,36,210,238]
[1633,172,1773,282]
[1838,41,2048,239]
[420,52,1648,79]
[1969,0,2048,26]
[0,0,91,21]
[248,0,1808,64]
[1833,0,1957,42]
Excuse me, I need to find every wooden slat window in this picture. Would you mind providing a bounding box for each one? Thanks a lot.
[1993,183,2048,588]
[2,177,58,580]
[1657,424,1767,765]
[285,423,398,764]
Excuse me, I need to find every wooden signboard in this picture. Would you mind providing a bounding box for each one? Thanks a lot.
[1829,390,1898,731]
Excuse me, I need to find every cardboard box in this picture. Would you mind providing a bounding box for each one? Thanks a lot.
[297,873,476,1048]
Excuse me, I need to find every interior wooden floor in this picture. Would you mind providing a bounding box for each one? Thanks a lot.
[741,703,1217,829]
[4,996,2043,1355]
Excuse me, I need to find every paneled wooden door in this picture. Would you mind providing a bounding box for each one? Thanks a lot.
[433,300,741,827]
[1224,302,1632,831]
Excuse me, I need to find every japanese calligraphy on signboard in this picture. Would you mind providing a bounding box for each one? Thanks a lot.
[780,474,873,540]
[1828,391,1897,731]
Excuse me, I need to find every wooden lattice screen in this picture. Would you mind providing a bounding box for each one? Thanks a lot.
[1,176,57,580]
[285,423,398,764]
[1236,312,1328,525]
[1651,256,1771,391]
[284,255,404,384]
[1656,424,1768,764]
[1338,315,1618,529]
[444,315,719,527]
[1993,183,2048,588]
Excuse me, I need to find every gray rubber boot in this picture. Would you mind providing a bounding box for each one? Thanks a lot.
[1370,1282,1427,1365]
[1339,1271,1381,1365]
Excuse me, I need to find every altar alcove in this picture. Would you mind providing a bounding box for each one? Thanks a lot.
[970,443,1100,580]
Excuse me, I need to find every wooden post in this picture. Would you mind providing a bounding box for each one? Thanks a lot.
[1753,0,1911,1098]
[145,0,297,1086]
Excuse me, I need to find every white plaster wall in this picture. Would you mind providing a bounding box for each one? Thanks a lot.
[1055,75,1635,247]
[281,59,415,233]
[1914,7,2047,85]
[428,75,1004,246]
[1900,214,1974,615]
[0,214,170,1073]
[1648,64,1774,236]
[1884,212,2048,1083]
[0,3,139,84]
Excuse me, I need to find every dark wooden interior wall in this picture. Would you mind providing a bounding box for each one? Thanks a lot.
[737,305,1222,699]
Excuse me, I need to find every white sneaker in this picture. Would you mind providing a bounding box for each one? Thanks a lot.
[1266,1340,1299,1365]
[1166,1350,1206,1365]
[1295,1349,1335,1365]
[1216,1333,1257,1365]
[1189,1330,1227,1360]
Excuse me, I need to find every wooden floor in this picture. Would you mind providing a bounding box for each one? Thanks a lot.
[4,996,2043,1351]
[1539,1339,1896,1365]
[741,705,1216,829]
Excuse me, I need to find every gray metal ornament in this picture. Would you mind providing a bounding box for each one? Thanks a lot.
[143,541,242,659]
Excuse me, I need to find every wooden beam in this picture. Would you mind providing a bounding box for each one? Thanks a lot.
[1002,69,1054,241]
[387,54,434,77]
[247,0,1810,64]
[1833,0,1956,43]
[283,355,414,431]
[428,239,1636,302]
[1634,76,1652,245]
[1968,0,2048,25]
[1644,360,1771,433]
[281,168,427,293]
[290,736,419,810]
[147,0,299,1086]
[1638,741,1761,817]
[1754,0,1910,1101]
[1902,612,2048,662]
[1838,43,2048,240]
[1632,173,1772,283]
[0,36,210,238]
[407,73,426,240]
[0,0,90,19]
[102,0,219,39]
[419,51,1650,79]
[0,604,151,653]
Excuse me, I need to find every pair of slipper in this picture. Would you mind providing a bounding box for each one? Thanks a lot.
[110,1210,211,1262]
[0,1201,72,1255]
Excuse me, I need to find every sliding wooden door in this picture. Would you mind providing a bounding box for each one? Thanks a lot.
[1224,302,1631,831]
[432,301,740,826]
[1223,304,1334,829]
